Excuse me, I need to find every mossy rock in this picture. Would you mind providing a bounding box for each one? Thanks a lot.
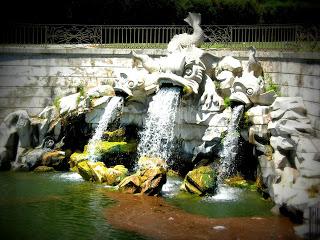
[34,166,55,172]
[183,165,217,196]
[118,166,167,196]
[138,156,166,170]
[103,128,126,142]
[77,160,128,185]
[225,175,257,191]
[69,152,88,168]
[84,141,137,155]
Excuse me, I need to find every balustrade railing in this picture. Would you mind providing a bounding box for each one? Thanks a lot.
[0,24,319,50]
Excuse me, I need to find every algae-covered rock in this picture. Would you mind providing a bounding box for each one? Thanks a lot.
[34,166,55,172]
[224,175,257,190]
[84,141,137,155]
[77,161,94,181]
[138,156,167,170]
[118,166,167,196]
[182,165,217,195]
[77,160,128,185]
[103,128,126,142]
[69,152,88,168]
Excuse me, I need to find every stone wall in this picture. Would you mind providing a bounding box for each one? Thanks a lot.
[0,45,319,135]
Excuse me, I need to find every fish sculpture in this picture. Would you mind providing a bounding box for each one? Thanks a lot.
[167,12,204,53]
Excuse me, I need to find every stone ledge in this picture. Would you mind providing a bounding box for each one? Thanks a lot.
[1,44,320,61]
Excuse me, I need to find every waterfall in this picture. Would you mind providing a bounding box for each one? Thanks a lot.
[137,87,180,165]
[87,96,123,162]
[217,104,244,184]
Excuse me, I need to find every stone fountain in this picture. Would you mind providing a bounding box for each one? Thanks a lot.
[0,12,319,238]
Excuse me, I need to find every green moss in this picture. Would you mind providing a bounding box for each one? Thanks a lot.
[183,165,217,195]
[104,128,126,142]
[223,96,231,107]
[182,86,193,96]
[53,96,61,112]
[243,112,251,128]
[69,152,88,168]
[225,175,257,191]
[84,141,137,155]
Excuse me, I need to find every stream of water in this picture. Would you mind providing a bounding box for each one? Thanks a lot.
[87,97,123,162]
[218,105,245,184]
[137,87,180,163]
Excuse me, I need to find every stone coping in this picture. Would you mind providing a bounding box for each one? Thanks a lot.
[0,44,319,61]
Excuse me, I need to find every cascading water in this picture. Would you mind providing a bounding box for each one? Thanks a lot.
[87,96,123,162]
[217,104,245,184]
[137,87,180,166]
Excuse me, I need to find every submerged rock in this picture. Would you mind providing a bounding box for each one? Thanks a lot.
[181,165,217,195]
[34,166,55,172]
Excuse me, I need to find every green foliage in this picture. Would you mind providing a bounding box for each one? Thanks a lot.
[243,112,251,128]
[223,96,231,107]
[264,74,280,95]
[53,96,61,111]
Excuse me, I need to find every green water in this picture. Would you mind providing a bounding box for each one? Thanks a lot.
[162,177,274,218]
[0,172,273,240]
[0,172,148,240]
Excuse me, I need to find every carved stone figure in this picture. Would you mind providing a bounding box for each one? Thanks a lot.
[167,12,204,53]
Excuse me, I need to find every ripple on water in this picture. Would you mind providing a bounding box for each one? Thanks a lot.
[50,172,84,182]
[204,185,242,202]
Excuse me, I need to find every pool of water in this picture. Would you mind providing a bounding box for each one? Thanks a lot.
[0,171,148,240]
[0,172,273,240]
[162,177,274,218]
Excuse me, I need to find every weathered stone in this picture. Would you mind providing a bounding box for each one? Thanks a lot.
[254,91,277,106]
[270,136,295,151]
[215,56,242,76]
[296,152,320,164]
[248,125,269,144]
[268,119,314,136]
[246,105,270,116]
[298,160,320,178]
[118,166,167,196]
[15,148,50,171]
[296,136,320,153]
[85,97,123,124]
[270,97,306,115]
[41,150,66,169]
[258,155,279,191]
[272,150,289,169]
[202,126,227,142]
[270,109,307,121]
[138,156,167,170]
[182,165,217,195]
[59,93,80,115]
[87,85,115,98]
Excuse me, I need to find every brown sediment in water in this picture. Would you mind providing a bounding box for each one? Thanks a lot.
[104,191,301,240]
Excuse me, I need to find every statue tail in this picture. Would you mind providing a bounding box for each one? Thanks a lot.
[184,12,201,28]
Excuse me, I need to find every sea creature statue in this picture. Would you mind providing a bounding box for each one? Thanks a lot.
[229,47,276,107]
[167,12,204,53]
[246,46,264,78]
[116,11,223,111]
